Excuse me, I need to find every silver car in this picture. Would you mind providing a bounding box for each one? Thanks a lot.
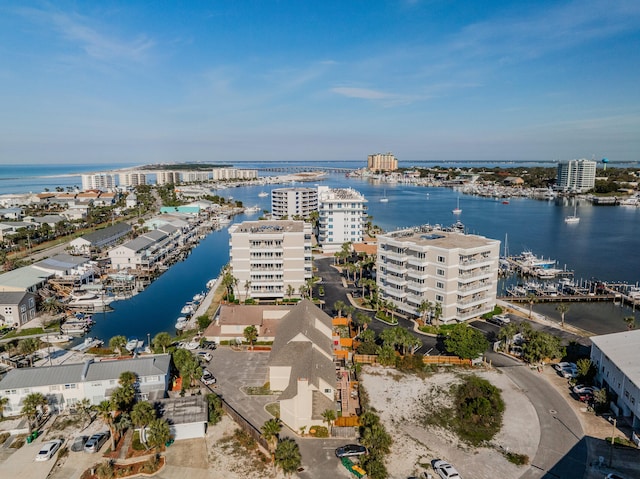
[84,432,109,453]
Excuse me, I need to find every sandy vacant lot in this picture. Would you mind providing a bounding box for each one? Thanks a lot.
[361,366,540,479]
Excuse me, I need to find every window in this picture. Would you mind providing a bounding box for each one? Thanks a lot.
[64,384,77,390]
[436,281,444,289]
[437,256,445,263]
[436,295,444,302]
[324,388,332,394]
[437,269,445,276]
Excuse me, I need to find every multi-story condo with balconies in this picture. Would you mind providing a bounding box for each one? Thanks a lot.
[317,186,367,253]
[81,173,117,191]
[212,168,258,181]
[367,152,398,172]
[119,171,147,188]
[556,159,597,192]
[229,220,313,300]
[271,187,318,219]
[376,226,500,323]
[156,171,181,185]
[181,171,211,183]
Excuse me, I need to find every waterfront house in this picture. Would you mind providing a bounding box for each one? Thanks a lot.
[0,291,36,327]
[69,222,132,255]
[203,304,290,344]
[0,354,172,417]
[267,300,338,433]
[0,266,54,294]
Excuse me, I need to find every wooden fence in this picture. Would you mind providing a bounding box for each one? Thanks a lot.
[353,354,471,366]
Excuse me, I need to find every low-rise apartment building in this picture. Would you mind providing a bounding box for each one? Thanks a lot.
[271,187,318,219]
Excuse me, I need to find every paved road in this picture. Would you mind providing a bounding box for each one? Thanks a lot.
[489,352,588,479]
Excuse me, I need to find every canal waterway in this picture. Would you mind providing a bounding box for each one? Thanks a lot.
[69,168,640,341]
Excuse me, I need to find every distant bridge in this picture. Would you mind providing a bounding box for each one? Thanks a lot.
[257,165,354,174]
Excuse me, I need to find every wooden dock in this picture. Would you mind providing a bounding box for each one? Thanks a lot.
[498,294,617,303]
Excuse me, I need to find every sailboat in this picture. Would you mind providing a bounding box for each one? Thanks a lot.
[380,189,389,203]
[565,203,580,224]
[452,196,462,215]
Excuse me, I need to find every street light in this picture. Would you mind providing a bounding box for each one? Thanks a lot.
[608,417,617,467]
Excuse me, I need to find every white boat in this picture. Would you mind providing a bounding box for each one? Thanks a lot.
[67,292,114,311]
[60,322,90,334]
[215,214,231,225]
[380,189,389,203]
[258,191,268,197]
[181,303,195,315]
[452,197,462,215]
[565,204,580,224]
[244,205,260,213]
[175,317,189,330]
[206,277,218,289]
[43,334,73,344]
[192,293,205,303]
[125,338,143,352]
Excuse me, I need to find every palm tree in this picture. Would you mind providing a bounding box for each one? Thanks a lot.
[18,337,40,367]
[146,418,171,451]
[333,300,346,318]
[274,438,302,477]
[526,293,537,319]
[355,312,371,334]
[131,402,156,447]
[286,284,295,301]
[95,400,117,450]
[21,392,47,433]
[109,335,127,356]
[321,409,336,437]
[432,302,443,326]
[418,300,433,325]
[243,325,258,350]
[624,315,636,330]
[343,305,355,320]
[153,332,172,353]
[556,303,570,328]
[298,284,308,299]
[243,280,251,301]
[306,277,319,300]
[77,398,93,429]
[261,418,282,464]
[0,395,9,419]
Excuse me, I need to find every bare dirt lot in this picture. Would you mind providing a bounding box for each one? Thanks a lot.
[360,365,540,479]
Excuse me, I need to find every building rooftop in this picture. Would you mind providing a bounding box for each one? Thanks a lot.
[381,226,498,250]
[155,396,208,425]
[230,220,307,234]
[80,223,132,245]
[0,266,53,291]
[591,330,640,386]
[34,253,90,272]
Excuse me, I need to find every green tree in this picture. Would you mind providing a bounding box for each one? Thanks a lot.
[556,303,570,328]
[354,312,372,334]
[197,315,212,330]
[146,418,171,451]
[521,330,564,364]
[333,300,346,318]
[77,398,93,428]
[444,324,489,360]
[21,392,47,433]
[623,315,636,330]
[261,418,282,463]
[153,332,173,353]
[206,393,223,425]
[109,335,127,356]
[243,325,258,350]
[0,395,9,419]
[321,409,336,437]
[285,284,295,300]
[95,400,117,450]
[377,344,397,366]
[18,337,40,367]
[526,293,537,319]
[131,401,156,434]
[576,358,596,384]
[274,437,302,477]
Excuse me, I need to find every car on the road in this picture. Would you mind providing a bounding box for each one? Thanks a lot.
[201,369,216,385]
[84,432,109,453]
[554,362,577,372]
[432,459,461,479]
[487,314,510,326]
[559,367,578,379]
[335,444,367,458]
[35,439,63,461]
[70,435,88,452]
[196,351,212,362]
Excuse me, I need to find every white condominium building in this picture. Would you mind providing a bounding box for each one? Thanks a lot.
[182,171,211,183]
[317,186,367,253]
[271,187,318,219]
[556,159,597,192]
[367,152,398,171]
[377,226,500,323]
[156,171,181,185]
[228,220,313,300]
[119,171,147,187]
[212,168,258,181]
[81,173,117,191]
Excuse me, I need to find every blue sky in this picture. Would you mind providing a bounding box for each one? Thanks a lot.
[0,0,639,165]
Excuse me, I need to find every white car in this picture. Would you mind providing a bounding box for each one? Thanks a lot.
[573,385,599,395]
[201,369,216,385]
[433,459,461,479]
[196,351,212,362]
[554,362,577,372]
[35,439,63,461]
[560,366,578,379]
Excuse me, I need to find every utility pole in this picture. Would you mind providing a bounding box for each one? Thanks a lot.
[608,417,617,466]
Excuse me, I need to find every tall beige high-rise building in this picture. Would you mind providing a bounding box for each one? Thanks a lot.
[271,187,318,219]
[119,171,147,188]
[156,171,181,185]
[229,220,313,300]
[212,168,258,181]
[81,173,117,191]
[377,226,500,323]
[317,186,367,253]
[367,152,398,171]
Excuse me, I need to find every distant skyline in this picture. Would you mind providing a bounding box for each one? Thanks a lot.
[1,1,639,165]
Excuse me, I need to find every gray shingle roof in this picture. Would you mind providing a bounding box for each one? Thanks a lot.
[0,291,32,305]
[81,223,132,245]
[0,266,53,290]
[121,236,154,252]
[0,354,171,390]
[34,254,89,272]
[269,299,333,357]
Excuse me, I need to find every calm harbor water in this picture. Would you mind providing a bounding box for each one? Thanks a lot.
[89,171,639,341]
[3,162,639,339]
